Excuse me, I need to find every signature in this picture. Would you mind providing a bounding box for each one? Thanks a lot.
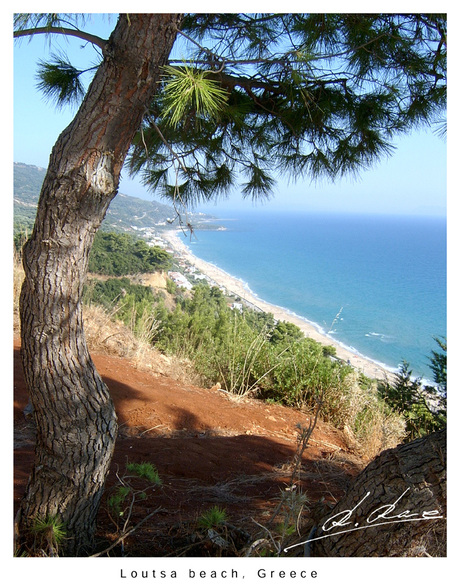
[284,488,443,552]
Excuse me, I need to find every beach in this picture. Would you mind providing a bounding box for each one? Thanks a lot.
[164,229,395,382]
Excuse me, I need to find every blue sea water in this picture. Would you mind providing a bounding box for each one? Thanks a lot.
[180,210,446,380]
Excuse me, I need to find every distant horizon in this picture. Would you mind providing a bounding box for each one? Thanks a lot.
[194,200,448,219]
[14,159,447,220]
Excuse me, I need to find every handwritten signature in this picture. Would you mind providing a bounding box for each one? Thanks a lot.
[284,488,443,552]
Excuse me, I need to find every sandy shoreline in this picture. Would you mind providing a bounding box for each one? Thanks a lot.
[163,229,395,382]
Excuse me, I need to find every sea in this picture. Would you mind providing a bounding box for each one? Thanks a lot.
[179,209,447,382]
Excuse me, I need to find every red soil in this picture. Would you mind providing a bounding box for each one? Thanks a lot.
[13,339,363,555]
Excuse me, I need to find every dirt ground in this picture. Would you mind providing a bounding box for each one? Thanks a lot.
[13,339,364,556]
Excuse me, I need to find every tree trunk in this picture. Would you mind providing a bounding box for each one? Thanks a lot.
[302,429,446,557]
[18,13,181,556]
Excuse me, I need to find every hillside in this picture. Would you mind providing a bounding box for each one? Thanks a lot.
[13,238,365,555]
[13,162,221,236]
[13,164,443,557]
[14,334,364,556]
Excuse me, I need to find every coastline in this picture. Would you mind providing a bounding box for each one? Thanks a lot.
[163,229,395,382]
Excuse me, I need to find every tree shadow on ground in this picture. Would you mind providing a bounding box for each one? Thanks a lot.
[14,346,360,556]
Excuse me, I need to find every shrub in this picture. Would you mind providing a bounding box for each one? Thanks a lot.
[84,277,155,309]
[89,231,172,276]
[82,278,405,456]
[263,338,353,409]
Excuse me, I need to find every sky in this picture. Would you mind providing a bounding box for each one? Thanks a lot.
[12,11,448,217]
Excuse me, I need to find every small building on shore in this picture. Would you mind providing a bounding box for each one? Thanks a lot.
[168,271,193,291]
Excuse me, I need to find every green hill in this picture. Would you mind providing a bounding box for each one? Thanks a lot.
[13,162,219,236]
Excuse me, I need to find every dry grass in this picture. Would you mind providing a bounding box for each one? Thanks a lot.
[13,256,200,386]
[82,303,200,384]
[320,372,406,459]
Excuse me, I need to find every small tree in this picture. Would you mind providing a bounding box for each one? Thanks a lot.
[428,336,447,397]
[380,340,447,441]
[386,360,422,413]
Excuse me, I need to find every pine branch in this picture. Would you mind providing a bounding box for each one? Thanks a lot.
[14,25,107,50]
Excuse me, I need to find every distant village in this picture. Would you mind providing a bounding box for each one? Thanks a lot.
[128,223,251,313]
[168,263,248,313]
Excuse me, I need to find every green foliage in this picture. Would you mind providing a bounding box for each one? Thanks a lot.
[14,230,30,254]
[107,461,162,538]
[15,14,97,108]
[83,276,164,343]
[154,283,392,438]
[154,284,279,395]
[126,462,162,485]
[150,282,406,452]
[88,231,172,276]
[166,277,177,295]
[14,13,86,32]
[17,14,446,208]
[428,336,447,396]
[405,402,446,440]
[197,506,228,530]
[127,14,446,205]
[36,53,87,108]
[211,317,275,396]
[82,251,404,451]
[107,485,131,518]
[384,360,421,413]
[82,270,404,451]
[322,345,337,357]
[84,277,154,309]
[268,320,304,346]
[29,515,66,556]
[379,350,447,441]
[263,338,353,409]
[162,64,229,128]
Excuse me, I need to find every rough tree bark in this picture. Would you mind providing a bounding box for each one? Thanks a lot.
[304,429,446,557]
[18,13,182,555]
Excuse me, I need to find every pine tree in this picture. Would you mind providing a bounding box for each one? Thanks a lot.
[14,13,446,555]
[128,14,446,212]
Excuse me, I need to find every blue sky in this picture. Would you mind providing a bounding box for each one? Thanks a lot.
[13,12,447,217]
